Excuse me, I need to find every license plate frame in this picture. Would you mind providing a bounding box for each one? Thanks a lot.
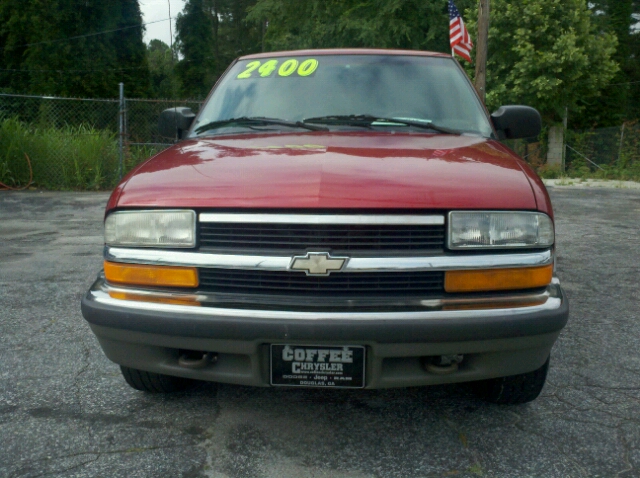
[270,344,366,389]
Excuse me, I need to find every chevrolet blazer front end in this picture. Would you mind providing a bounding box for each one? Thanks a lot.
[81,49,569,403]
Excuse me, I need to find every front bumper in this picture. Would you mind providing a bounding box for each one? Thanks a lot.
[81,277,569,388]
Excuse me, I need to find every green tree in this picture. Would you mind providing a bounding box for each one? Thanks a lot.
[113,0,151,98]
[148,40,180,98]
[631,4,640,120]
[175,0,262,99]
[0,0,150,98]
[464,0,618,124]
[584,0,640,124]
[216,0,263,65]
[248,0,475,53]
[175,0,217,98]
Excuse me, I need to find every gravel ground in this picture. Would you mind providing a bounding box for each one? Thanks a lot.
[0,188,639,478]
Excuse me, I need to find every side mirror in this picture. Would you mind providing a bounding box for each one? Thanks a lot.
[159,107,196,141]
[491,106,541,140]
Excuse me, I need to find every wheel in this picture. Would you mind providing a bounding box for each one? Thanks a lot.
[120,366,197,393]
[472,356,550,405]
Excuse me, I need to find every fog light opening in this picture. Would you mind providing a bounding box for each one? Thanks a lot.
[422,354,464,375]
[178,350,218,369]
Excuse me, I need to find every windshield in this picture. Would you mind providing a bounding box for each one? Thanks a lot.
[191,54,493,137]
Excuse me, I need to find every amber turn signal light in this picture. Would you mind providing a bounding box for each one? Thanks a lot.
[444,265,553,293]
[104,261,199,288]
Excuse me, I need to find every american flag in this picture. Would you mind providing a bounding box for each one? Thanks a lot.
[449,0,473,62]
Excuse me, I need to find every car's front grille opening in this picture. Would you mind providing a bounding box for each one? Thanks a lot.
[198,268,445,297]
[199,223,445,253]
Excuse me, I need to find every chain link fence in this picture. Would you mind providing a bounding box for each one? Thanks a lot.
[565,124,640,174]
[503,123,640,179]
[1,90,639,189]
[0,92,202,190]
[126,97,203,151]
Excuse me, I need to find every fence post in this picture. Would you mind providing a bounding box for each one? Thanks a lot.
[618,123,625,164]
[562,106,568,172]
[547,125,564,170]
[124,92,128,172]
[118,83,124,180]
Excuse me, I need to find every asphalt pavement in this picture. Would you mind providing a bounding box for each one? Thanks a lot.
[1,187,639,478]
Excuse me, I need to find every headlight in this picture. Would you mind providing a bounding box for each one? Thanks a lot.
[105,210,196,248]
[448,211,554,249]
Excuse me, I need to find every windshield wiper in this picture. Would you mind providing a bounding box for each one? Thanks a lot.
[303,114,461,135]
[303,115,374,129]
[194,116,328,135]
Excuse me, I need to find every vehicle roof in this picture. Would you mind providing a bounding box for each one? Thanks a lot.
[239,48,452,60]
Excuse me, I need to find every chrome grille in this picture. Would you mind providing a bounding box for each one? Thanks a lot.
[198,269,444,296]
[199,223,445,253]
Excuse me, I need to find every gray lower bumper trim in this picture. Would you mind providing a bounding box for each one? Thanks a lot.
[81,282,569,343]
[88,289,562,322]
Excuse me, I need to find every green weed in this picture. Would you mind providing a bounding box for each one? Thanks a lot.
[0,117,33,187]
[536,165,565,179]
[126,144,168,172]
[0,118,153,190]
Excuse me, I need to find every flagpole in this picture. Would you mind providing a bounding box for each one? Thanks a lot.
[474,0,490,103]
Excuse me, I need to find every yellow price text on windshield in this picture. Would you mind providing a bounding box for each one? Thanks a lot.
[258,60,279,77]
[237,58,319,79]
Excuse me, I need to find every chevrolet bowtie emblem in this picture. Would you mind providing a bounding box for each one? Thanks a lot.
[290,252,349,276]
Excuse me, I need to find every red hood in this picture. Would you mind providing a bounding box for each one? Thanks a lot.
[112,132,539,211]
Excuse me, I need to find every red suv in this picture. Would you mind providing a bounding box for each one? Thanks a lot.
[82,49,568,403]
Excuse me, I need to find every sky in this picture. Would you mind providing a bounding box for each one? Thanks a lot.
[139,0,186,47]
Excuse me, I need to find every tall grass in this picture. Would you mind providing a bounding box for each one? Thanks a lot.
[127,144,167,172]
[0,118,164,190]
[0,117,32,187]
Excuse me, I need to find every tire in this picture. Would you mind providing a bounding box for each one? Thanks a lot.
[472,356,550,405]
[120,366,197,393]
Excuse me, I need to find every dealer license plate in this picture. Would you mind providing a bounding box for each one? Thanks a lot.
[270,344,365,388]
